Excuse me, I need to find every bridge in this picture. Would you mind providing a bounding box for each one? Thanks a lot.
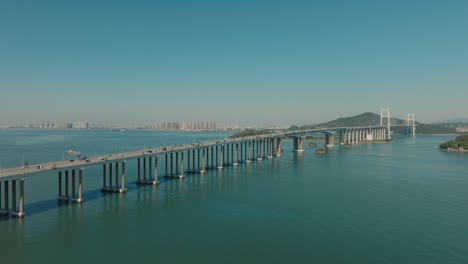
[0,109,416,218]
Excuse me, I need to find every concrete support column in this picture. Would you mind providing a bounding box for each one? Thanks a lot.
[119,161,127,193]
[170,153,174,176]
[276,138,282,156]
[325,133,335,147]
[16,178,25,217]
[148,157,152,182]
[246,141,252,163]
[187,150,191,172]
[58,171,69,201]
[268,139,273,158]
[256,140,259,158]
[143,157,147,182]
[231,143,234,164]
[218,145,224,169]
[0,181,9,214]
[197,149,201,171]
[58,171,62,197]
[109,163,113,191]
[226,144,230,166]
[77,169,83,202]
[114,162,119,192]
[101,164,107,191]
[211,146,214,168]
[137,158,141,183]
[215,146,219,168]
[178,152,185,179]
[165,154,168,176]
[258,139,263,160]
[199,148,206,174]
[293,137,305,152]
[233,143,239,166]
[153,156,160,185]
[175,152,179,176]
[72,169,84,203]
[72,170,76,201]
[11,180,16,214]
[9,178,25,218]
[193,149,197,171]
[65,170,69,199]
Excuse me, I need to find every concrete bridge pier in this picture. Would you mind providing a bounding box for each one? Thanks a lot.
[208,146,214,169]
[238,142,243,163]
[177,152,185,179]
[175,152,179,177]
[276,138,282,156]
[231,143,234,164]
[218,145,224,170]
[224,145,229,166]
[71,169,84,203]
[257,140,263,161]
[0,178,26,218]
[101,164,109,191]
[164,154,168,177]
[199,148,206,174]
[215,146,219,168]
[325,132,335,147]
[143,158,147,183]
[268,139,273,158]
[187,150,191,173]
[0,181,9,215]
[233,143,239,166]
[193,149,198,173]
[58,171,70,201]
[293,137,305,152]
[246,141,252,163]
[147,156,160,185]
[169,153,174,177]
[192,149,199,173]
[11,178,25,217]
[100,162,127,193]
[138,154,158,185]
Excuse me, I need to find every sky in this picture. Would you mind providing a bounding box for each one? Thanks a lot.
[1,0,467,127]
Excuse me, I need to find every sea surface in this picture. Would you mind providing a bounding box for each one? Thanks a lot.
[0,129,467,264]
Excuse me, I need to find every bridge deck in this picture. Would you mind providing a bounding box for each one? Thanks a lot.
[0,126,390,179]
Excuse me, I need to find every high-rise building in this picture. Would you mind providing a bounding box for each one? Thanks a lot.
[72,121,88,129]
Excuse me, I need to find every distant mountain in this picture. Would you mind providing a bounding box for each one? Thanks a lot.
[434,118,468,124]
[289,112,458,135]
[316,112,404,127]
[433,122,468,128]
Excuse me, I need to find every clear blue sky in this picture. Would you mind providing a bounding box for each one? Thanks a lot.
[1,0,467,126]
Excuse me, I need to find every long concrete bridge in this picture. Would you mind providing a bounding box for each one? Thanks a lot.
[0,121,413,218]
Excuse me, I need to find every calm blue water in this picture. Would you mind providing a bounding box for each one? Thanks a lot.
[1,130,467,263]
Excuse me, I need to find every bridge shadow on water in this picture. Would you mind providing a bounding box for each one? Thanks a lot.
[0,184,143,222]
[1,158,291,222]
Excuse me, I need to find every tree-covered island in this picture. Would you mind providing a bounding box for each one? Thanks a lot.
[439,134,468,152]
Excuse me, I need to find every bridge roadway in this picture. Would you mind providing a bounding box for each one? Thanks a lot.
[0,126,391,180]
[0,125,391,218]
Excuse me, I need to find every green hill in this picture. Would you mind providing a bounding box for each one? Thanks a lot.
[288,112,458,135]
[439,134,468,150]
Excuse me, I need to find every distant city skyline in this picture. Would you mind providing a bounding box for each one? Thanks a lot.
[1,1,467,126]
